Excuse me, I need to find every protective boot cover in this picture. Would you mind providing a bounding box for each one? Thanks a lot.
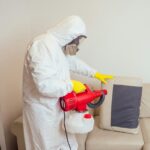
[23,16,96,150]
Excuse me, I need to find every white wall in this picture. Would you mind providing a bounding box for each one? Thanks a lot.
[0,0,150,149]
[0,0,30,149]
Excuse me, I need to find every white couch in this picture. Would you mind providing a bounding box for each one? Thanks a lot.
[11,82,150,150]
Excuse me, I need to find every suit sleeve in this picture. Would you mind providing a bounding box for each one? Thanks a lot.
[66,55,97,77]
[27,41,73,98]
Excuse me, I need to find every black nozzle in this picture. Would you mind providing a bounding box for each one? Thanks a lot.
[87,92,105,109]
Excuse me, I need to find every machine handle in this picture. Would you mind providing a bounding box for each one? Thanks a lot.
[87,91,105,109]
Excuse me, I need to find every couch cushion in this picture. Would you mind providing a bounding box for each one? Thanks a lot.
[140,118,150,143]
[142,144,150,150]
[140,84,150,118]
[99,76,142,134]
[86,116,144,150]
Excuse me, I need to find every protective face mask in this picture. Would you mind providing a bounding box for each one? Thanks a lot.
[64,44,78,55]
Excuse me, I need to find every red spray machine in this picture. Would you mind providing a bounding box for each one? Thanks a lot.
[60,84,107,112]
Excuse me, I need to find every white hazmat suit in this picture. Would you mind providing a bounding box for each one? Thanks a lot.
[23,16,96,150]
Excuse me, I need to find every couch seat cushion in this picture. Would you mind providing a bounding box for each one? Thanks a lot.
[142,144,150,150]
[140,118,150,142]
[86,117,144,150]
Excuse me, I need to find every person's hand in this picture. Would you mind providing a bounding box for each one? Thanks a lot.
[93,72,113,84]
[71,80,86,93]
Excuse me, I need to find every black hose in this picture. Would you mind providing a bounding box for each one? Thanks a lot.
[87,92,105,109]
[63,111,71,150]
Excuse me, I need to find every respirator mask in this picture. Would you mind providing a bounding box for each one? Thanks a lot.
[64,35,87,55]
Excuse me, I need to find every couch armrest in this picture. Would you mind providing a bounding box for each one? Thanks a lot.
[11,116,25,150]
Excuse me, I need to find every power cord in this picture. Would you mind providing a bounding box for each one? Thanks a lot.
[63,111,72,150]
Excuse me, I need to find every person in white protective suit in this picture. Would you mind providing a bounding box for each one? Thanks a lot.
[23,16,113,150]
